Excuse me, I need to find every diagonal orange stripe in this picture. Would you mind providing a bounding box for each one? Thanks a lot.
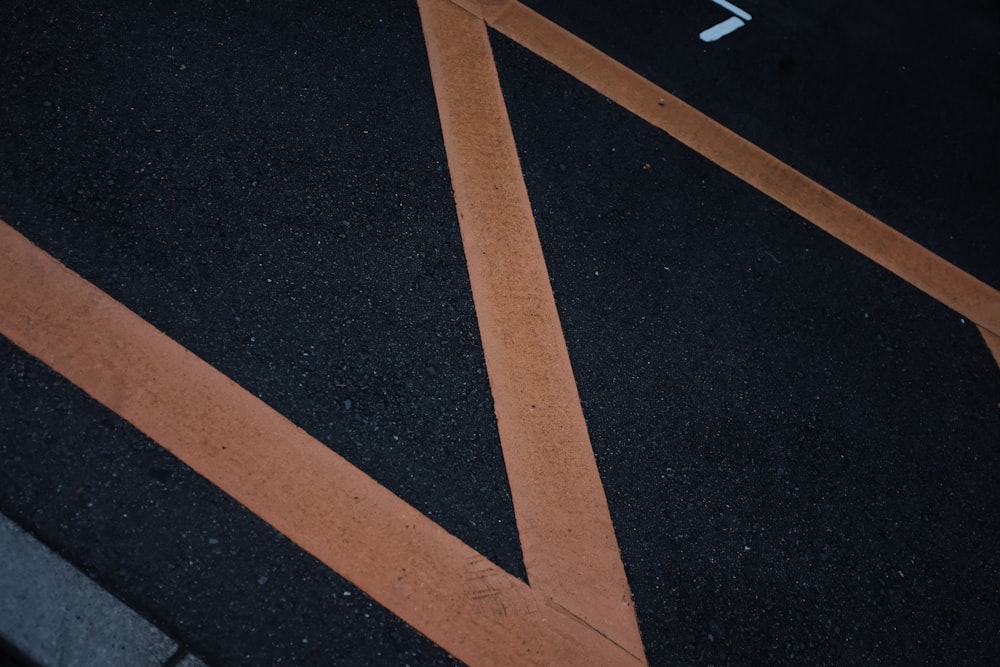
[0,220,641,666]
[419,0,645,658]
[481,1,1000,339]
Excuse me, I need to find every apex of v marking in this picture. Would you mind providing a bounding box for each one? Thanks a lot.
[446,0,515,21]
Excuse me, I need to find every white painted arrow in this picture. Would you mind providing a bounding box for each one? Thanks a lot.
[700,0,752,42]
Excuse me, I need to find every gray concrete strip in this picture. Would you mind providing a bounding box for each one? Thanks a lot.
[0,512,179,667]
[173,653,209,667]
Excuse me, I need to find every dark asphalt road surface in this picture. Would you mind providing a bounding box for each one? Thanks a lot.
[2,0,998,665]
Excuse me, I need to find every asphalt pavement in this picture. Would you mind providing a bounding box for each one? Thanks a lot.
[1,0,998,665]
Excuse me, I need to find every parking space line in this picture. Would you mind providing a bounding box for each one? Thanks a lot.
[480,0,1000,339]
[0,220,641,666]
[419,0,645,658]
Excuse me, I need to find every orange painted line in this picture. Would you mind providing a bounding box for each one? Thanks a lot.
[980,326,1000,370]
[419,0,645,659]
[481,1,1000,338]
[0,220,641,666]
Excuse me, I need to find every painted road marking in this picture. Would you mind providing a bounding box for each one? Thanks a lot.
[711,0,752,22]
[700,16,746,42]
[2,2,998,665]
[481,0,1000,340]
[700,0,752,42]
[0,220,640,666]
[419,0,644,658]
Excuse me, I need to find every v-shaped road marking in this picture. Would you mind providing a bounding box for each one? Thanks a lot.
[0,1,648,662]
[2,1,999,666]
[0,219,641,666]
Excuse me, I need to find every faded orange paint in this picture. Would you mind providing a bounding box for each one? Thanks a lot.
[419,0,646,659]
